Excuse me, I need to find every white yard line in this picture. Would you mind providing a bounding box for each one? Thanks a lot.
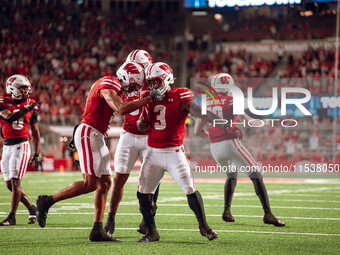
[0,226,339,237]
[1,211,340,221]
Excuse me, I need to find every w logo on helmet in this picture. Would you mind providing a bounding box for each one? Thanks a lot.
[159,64,172,74]
[123,63,141,74]
[7,77,16,85]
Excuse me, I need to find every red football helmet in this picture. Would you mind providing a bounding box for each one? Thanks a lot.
[144,62,174,92]
[6,74,32,101]
[116,61,145,96]
[126,49,153,69]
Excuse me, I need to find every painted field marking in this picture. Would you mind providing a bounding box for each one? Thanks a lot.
[1,211,340,221]
[0,227,339,237]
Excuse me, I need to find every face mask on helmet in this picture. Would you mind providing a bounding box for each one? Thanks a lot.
[145,62,174,92]
[211,73,235,94]
[116,61,145,97]
[6,74,32,101]
[126,49,153,69]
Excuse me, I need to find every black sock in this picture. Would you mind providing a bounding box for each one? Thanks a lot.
[28,205,37,215]
[249,172,271,213]
[93,222,103,230]
[107,212,115,222]
[137,192,156,230]
[46,195,55,207]
[8,212,16,219]
[224,176,237,208]
[187,191,209,230]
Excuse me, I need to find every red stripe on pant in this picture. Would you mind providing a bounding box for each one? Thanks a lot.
[86,127,96,176]
[80,126,89,174]
[232,140,257,168]
[235,139,258,167]
[18,143,28,180]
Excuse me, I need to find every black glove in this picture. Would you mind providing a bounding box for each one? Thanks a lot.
[30,153,41,167]
[69,124,80,150]
[24,101,40,112]
[150,88,166,102]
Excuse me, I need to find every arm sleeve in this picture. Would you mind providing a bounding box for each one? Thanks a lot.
[30,110,38,125]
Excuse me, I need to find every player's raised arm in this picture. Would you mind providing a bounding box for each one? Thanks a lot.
[0,101,39,123]
[100,88,152,116]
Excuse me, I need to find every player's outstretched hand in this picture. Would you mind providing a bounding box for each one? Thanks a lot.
[25,101,40,112]
[30,153,41,167]
[150,88,166,102]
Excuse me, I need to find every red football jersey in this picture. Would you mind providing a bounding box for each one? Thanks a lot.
[122,91,148,135]
[81,76,121,135]
[0,97,37,139]
[207,94,238,143]
[148,88,193,148]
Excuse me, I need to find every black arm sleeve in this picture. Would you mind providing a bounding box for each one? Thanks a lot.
[30,110,38,125]
[0,107,30,123]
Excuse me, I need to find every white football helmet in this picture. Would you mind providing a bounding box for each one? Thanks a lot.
[116,61,145,96]
[145,62,174,92]
[126,49,153,69]
[211,73,235,94]
[6,74,32,101]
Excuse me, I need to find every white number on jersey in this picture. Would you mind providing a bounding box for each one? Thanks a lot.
[11,109,24,130]
[154,105,166,130]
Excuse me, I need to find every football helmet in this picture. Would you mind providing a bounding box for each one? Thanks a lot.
[126,49,153,69]
[145,62,174,92]
[211,73,235,94]
[116,61,145,96]
[6,74,32,101]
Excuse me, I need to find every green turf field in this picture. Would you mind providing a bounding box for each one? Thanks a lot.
[0,172,340,255]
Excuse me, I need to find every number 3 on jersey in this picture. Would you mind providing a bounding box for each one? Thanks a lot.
[11,109,24,130]
[154,105,166,130]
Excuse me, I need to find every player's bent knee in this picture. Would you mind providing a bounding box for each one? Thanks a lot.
[249,172,263,180]
[183,186,196,195]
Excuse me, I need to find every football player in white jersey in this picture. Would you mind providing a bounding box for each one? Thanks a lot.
[194,73,285,227]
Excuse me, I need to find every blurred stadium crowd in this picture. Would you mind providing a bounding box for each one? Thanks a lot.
[0,0,339,162]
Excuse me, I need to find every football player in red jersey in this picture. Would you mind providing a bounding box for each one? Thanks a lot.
[194,73,285,227]
[104,52,160,236]
[0,74,40,226]
[36,62,164,242]
[136,62,220,242]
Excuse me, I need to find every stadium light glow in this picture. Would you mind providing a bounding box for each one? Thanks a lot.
[208,0,301,8]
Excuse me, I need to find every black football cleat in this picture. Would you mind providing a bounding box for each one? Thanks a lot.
[199,227,218,241]
[36,195,52,228]
[263,212,285,227]
[0,215,16,226]
[104,219,115,235]
[27,205,38,224]
[137,220,148,235]
[137,228,160,243]
[89,228,120,242]
[222,208,235,223]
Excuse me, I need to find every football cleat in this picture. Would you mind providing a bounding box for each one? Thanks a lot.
[263,212,285,227]
[199,227,218,241]
[137,219,148,235]
[36,195,52,228]
[137,229,160,243]
[222,208,235,223]
[89,228,120,242]
[0,216,16,226]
